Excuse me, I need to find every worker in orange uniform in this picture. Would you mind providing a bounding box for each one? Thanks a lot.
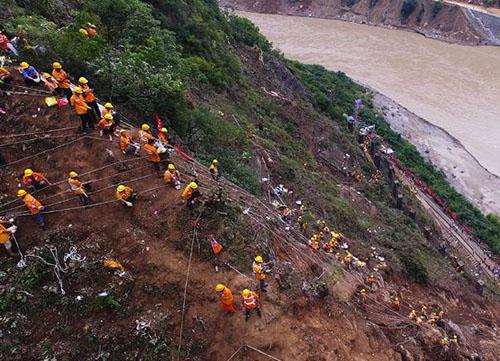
[164,163,181,189]
[241,289,261,321]
[119,129,140,156]
[78,77,100,123]
[17,189,45,226]
[138,124,153,145]
[68,171,90,205]
[70,87,93,132]
[181,182,201,210]
[0,66,13,87]
[0,218,18,256]
[22,168,49,190]
[116,184,137,207]
[215,284,235,314]
[144,138,162,176]
[42,73,58,93]
[208,159,220,180]
[86,23,97,37]
[253,255,268,292]
[101,103,121,127]
[98,113,116,141]
[52,62,72,99]
[158,127,170,146]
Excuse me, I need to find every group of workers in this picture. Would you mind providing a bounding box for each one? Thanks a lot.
[214,255,270,321]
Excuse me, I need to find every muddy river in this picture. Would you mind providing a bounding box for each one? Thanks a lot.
[239,12,500,177]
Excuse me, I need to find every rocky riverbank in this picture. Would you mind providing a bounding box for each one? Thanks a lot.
[371,89,500,215]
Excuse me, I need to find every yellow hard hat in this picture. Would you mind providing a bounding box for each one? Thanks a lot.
[189,182,198,190]
[79,29,88,36]
[104,113,113,120]
[52,62,62,69]
[254,255,263,263]
[168,164,175,170]
[17,189,27,197]
[43,72,51,79]
[78,77,88,84]
[212,159,218,164]
[117,185,126,192]
[141,124,150,131]
[69,171,78,178]
[20,62,29,69]
[215,284,225,292]
[24,168,33,176]
[161,127,168,133]
[104,102,113,109]
[242,289,250,297]
[119,129,126,134]
[73,86,83,94]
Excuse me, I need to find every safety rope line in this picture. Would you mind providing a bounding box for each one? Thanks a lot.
[176,211,204,360]
[0,133,76,147]
[8,84,53,94]
[0,126,79,139]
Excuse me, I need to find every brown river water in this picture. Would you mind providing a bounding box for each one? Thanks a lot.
[239,12,500,177]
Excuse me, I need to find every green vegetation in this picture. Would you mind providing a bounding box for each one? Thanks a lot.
[286,61,500,254]
[432,1,444,17]
[401,0,418,20]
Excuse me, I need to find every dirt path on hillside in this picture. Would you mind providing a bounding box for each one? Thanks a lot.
[371,90,500,216]
[444,1,500,16]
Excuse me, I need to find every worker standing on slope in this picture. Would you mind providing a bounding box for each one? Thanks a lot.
[215,284,235,314]
[78,77,100,123]
[0,31,18,56]
[143,138,162,176]
[42,72,58,93]
[138,124,153,145]
[101,103,121,127]
[119,129,140,156]
[17,189,45,226]
[22,168,49,190]
[253,255,269,292]
[98,113,115,141]
[70,86,93,132]
[0,218,18,256]
[52,62,72,99]
[241,289,261,321]
[68,171,91,205]
[208,159,220,180]
[164,163,181,189]
[158,127,170,147]
[181,182,201,210]
[20,62,41,85]
[116,184,137,207]
[0,66,13,87]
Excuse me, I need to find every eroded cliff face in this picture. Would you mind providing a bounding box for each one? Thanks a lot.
[220,0,500,45]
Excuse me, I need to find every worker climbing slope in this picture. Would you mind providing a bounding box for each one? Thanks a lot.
[241,289,261,321]
[17,189,45,226]
[70,87,93,132]
[215,284,235,314]
[22,169,49,191]
[181,182,201,210]
[252,255,269,292]
[67,171,91,205]
[51,62,72,99]
[116,184,137,207]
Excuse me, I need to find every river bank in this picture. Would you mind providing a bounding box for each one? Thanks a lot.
[370,89,500,215]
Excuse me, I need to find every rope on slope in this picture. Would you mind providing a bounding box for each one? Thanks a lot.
[0,126,79,139]
[0,133,76,148]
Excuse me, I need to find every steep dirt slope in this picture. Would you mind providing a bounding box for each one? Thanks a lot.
[220,0,498,45]
[0,58,499,360]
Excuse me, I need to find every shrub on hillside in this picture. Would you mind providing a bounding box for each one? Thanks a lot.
[227,15,271,51]
[401,0,418,20]
[432,1,443,17]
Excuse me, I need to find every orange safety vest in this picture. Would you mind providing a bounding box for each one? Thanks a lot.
[0,223,11,244]
[252,261,266,280]
[158,132,168,144]
[70,94,90,115]
[22,172,45,185]
[87,28,97,37]
[116,187,133,201]
[81,84,96,103]
[163,169,179,184]
[52,68,71,89]
[242,292,258,309]
[98,117,113,130]
[24,194,42,215]
[219,287,234,305]
[138,130,153,144]
[181,185,194,201]
[68,177,85,195]
[144,143,160,163]
[120,134,132,152]
[0,67,11,79]
[210,237,223,255]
